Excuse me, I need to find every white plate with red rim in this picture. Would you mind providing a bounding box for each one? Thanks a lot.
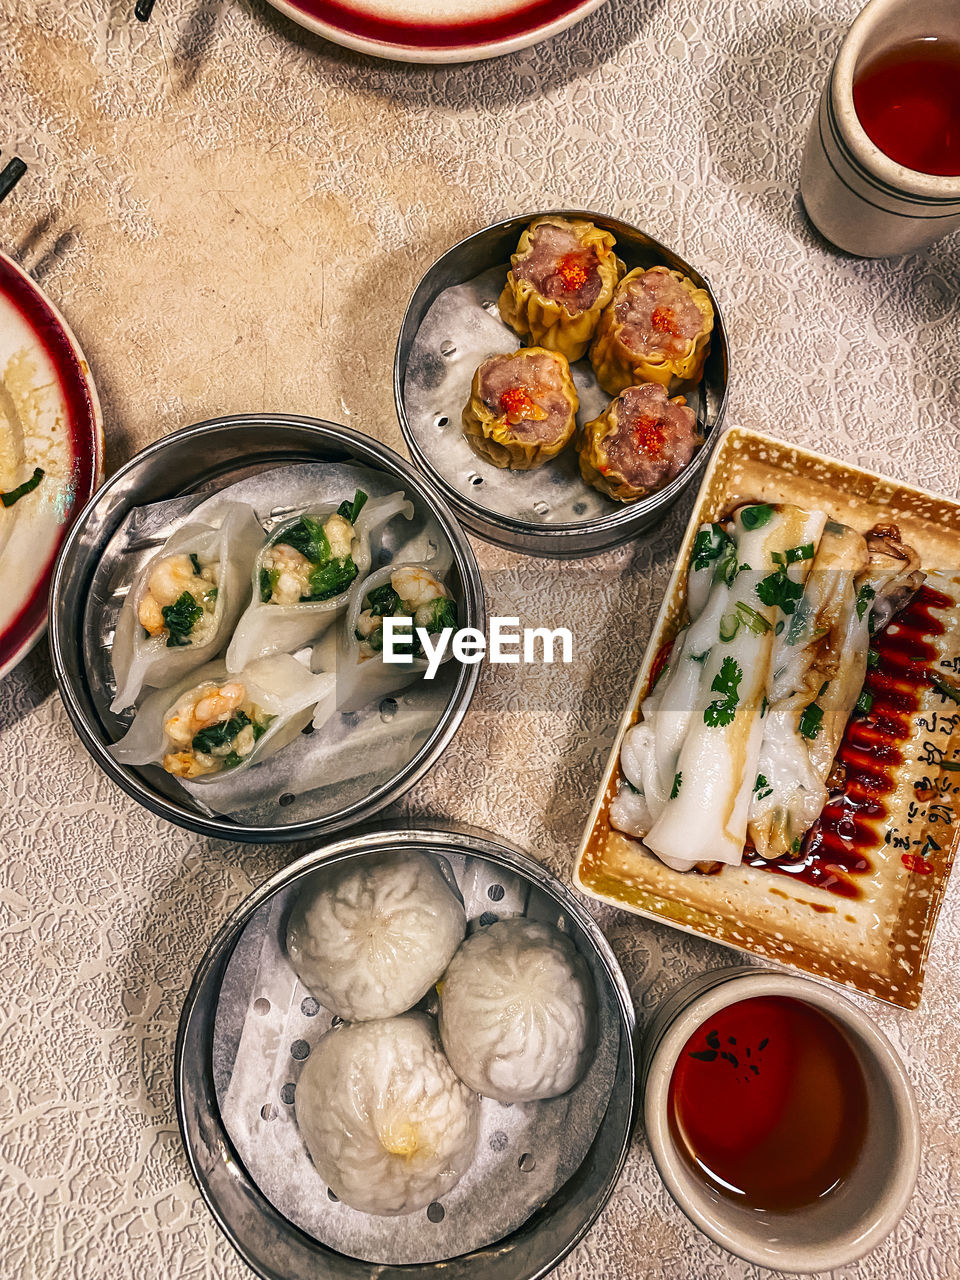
[265,0,608,62]
[0,251,103,680]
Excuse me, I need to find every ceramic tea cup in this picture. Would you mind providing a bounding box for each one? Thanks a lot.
[800,0,960,256]
[641,968,920,1272]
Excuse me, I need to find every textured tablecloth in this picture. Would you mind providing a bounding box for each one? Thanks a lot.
[2,0,960,1276]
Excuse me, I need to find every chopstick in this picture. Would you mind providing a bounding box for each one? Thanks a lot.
[135,0,157,20]
[0,156,26,203]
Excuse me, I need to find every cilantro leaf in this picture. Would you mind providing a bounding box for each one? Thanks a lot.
[692,523,733,573]
[753,773,773,800]
[162,591,203,647]
[704,657,742,728]
[756,567,805,615]
[670,771,683,800]
[856,583,876,622]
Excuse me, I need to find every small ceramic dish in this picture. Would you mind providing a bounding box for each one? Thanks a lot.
[641,967,919,1272]
[575,425,960,1008]
[395,211,729,558]
[262,0,609,64]
[0,251,102,679]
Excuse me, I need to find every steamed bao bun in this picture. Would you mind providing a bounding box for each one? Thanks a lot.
[438,917,596,1104]
[296,1013,479,1215]
[286,852,466,1023]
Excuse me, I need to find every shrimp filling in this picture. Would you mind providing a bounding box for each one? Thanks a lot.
[162,680,275,778]
[260,492,367,606]
[138,553,219,647]
[355,567,457,660]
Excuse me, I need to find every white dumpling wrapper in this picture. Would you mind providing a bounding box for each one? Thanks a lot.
[295,1013,479,1216]
[312,563,456,722]
[110,502,265,712]
[225,492,413,673]
[107,653,337,782]
[438,918,596,1103]
[286,851,466,1021]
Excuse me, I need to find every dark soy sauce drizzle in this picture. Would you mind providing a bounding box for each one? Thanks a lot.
[668,995,869,1212]
[743,585,951,898]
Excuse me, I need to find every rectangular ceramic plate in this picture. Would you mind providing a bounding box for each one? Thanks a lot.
[575,427,960,1009]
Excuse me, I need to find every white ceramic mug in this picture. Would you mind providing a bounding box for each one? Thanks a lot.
[642,968,920,1273]
[800,0,960,257]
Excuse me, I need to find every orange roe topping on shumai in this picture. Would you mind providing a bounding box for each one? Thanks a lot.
[632,413,666,456]
[651,306,681,335]
[557,253,589,292]
[499,386,547,424]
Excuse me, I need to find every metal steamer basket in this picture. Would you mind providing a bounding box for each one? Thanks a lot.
[49,416,485,842]
[176,826,637,1280]
[394,210,730,558]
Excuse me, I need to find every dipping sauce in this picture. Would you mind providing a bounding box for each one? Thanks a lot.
[853,38,960,176]
[668,995,869,1212]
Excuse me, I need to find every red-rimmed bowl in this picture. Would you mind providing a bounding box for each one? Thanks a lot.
[0,251,103,680]
[264,0,608,62]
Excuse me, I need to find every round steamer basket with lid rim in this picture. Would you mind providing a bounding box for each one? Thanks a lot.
[176,825,637,1280]
[48,415,484,844]
[394,210,730,559]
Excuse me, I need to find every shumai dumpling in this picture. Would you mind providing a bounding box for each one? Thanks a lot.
[286,852,466,1022]
[590,265,714,395]
[578,382,701,503]
[296,1013,479,1216]
[438,918,596,1103]
[499,217,621,362]
[462,347,578,470]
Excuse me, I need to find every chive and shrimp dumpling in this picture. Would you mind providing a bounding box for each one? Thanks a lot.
[108,654,336,781]
[499,216,621,361]
[578,383,701,503]
[590,265,714,395]
[226,489,413,672]
[354,565,457,662]
[462,348,578,470]
[295,1013,479,1216]
[438,918,597,1104]
[286,852,466,1022]
[110,502,264,712]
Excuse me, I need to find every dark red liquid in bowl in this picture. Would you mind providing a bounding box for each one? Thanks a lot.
[853,37,960,176]
[668,996,869,1212]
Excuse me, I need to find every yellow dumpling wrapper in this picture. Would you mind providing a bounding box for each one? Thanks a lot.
[462,347,578,471]
[590,266,714,396]
[498,217,622,362]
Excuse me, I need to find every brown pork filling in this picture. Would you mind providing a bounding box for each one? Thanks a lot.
[599,383,698,490]
[614,269,704,359]
[513,223,604,313]
[479,351,574,444]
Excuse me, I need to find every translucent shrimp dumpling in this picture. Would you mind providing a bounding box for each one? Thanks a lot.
[438,918,597,1103]
[296,1013,479,1215]
[286,852,467,1022]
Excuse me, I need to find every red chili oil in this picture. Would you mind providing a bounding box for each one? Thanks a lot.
[668,995,869,1212]
[853,38,960,177]
[743,584,951,898]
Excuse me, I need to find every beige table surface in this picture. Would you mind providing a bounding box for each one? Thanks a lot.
[3,0,960,1276]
